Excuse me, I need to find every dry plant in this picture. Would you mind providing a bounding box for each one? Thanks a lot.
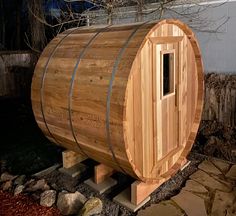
[25,0,229,52]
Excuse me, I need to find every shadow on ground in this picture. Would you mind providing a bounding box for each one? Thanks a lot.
[0,97,62,175]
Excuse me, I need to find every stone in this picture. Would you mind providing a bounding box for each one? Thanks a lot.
[211,190,236,216]
[14,185,25,195]
[198,160,222,175]
[190,170,232,192]
[210,158,230,174]
[59,163,87,178]
[57,191,87,215]
[40,190,57,207]
[84,177,117,194]
[33,164,61,177]
[137,201,184,216]
[171,190,207,216]
[27,179,50,192]
[51,183,60,191]
[79,197,103,216]
[0,172,17,182]
[113,188,150,212]
[226,165,236,180]
[14,175,26,185]
[182,180,209,194]
[2,180,12,191]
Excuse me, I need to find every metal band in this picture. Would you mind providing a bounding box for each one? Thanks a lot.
[40,28,79,144]
[106,22,149,174]
[68,25,112,156]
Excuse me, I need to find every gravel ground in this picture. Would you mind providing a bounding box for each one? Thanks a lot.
[38,152,207,216]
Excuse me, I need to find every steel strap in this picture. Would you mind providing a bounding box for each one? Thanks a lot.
[68,25,112,156]
[40,28,79,144]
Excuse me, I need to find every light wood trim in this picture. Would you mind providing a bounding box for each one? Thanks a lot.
[149,36,184,44]
[151,145,184,173]
[160,49,175,99]
[94,164,115,184]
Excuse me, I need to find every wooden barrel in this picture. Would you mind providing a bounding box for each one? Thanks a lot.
[31,19,204,183]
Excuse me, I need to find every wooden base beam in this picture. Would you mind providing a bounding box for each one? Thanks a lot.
[84,163,117,194]
[94,164,115,184]
[62,150,87,169]
[131,179,165,205]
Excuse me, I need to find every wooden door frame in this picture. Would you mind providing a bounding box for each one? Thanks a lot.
[150,38,183,175]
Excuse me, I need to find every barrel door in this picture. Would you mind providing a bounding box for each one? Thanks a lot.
[152,38,183,174]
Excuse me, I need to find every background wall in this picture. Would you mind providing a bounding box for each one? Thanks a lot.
[87,0,236,74]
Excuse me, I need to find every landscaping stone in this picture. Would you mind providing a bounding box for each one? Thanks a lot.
[198,160,222,175]
[14,185,25,195]
[0,172,17,182]
[182,180,208,194]
[190,170,232,192]
[40,190,57,207]
[79,197,103,216]
[211,190,236,215]
[171,190,207,216]
[27,179,50,192]
[14,175,26,185]
[57,191,87,215]
[210,158,230,173]
[137,201,184,216]
[226,165,236,180]
[2,180,12,191]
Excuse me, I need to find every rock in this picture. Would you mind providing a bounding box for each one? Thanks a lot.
[27,179,50,192]
[198,160,222,175]
[2,180,12,191]
[182,180,208,194]
[57,191,87,215]
[31,192,41,201]
[14,185,25,195]
[51,183,60,191]
[0,172,17,182]
[79,197,103,216]
[226,165,236,180]
[210,158,230,174]
[171,190,207,216]
[137,200,184,216]
[190,170,232,192]
[40,190,57,207]
[211,190,236,215]
[14,175,26,185]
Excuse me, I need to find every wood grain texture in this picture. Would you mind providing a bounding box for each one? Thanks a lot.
[31,19,204,183]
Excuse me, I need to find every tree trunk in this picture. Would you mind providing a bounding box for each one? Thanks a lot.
[0,1,5,49]
[27,0,46,52]
[16,0,22,49]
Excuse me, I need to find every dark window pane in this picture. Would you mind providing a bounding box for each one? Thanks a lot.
[163,53,170,95]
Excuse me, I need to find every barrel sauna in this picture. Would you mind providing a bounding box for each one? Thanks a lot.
[31,19,204,183]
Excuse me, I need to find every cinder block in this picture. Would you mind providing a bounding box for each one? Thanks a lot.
[84,177,117,194]
[113,187,150,212]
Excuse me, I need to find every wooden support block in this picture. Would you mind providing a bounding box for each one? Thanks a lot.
[131,179,165,205]
[94,164,115,184]
[62,150,87,169]
[113,187,150,212]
